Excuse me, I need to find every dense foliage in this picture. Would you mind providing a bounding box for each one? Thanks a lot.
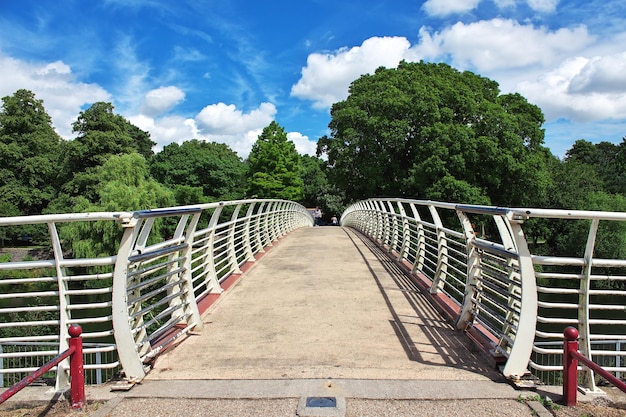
[318,61,553,207]
[246,121,304,201]
[150,139,246,204]
[0,89,63,216]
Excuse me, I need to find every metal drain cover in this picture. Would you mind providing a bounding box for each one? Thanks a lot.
[306,397,337,408]
[297,396,346,417]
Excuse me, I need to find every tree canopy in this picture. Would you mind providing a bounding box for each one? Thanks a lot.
[318,61,552,206]
[150,139,246,204]
[0,89,63,215]
[59,102,155,201]
[246,121,304,201]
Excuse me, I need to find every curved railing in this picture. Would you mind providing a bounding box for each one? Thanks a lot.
[0,200,312,390]
[341,199,626,391]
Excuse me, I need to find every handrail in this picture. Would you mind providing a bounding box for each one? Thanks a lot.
[0,199,313,389]
[0,325,85,409]
[341,198,626,389]
[563,326,626,406]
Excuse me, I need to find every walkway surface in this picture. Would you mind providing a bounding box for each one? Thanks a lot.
[3,227,547,416]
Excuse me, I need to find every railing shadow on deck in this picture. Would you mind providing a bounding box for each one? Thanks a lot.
[345,228,503,380]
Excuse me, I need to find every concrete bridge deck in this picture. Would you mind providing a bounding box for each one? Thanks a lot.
[151,226,499,381]
[92,227,541,416]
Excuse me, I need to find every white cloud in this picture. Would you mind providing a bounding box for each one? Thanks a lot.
[132,101,279,158]
[196,102,276,135]
[0,53,111,139]
[139,86,186,117]
[290,23,594,109]
[518,55,626,122]
[290,36,411,108]
[527,0,559,13]
[422,0,481,17]
[129,114,198,151]
[568,52,626,94]
[287,132,317,156]
[194,102,277,157]
[415,19,593,72]
[422,0,559,16]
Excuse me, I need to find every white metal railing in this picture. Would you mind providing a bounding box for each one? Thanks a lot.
[0,200,312,390]
[341,199,626,391]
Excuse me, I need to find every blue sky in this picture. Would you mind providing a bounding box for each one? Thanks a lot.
[1,0,625,158]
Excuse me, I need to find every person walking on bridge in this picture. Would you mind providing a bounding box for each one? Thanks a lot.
[314,207,322,226]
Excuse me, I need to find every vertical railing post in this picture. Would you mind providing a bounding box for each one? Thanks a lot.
[500,214,538,380]
[68,325,85,410]
[456,209,480,330]
[111,215,147,382]
[578,219,600,391]
[563,326,580,406]
[396,201,410,262]
[429,205,448,294]
[242,203,257,262]
[227,204,243,274]
[48,222,71,390]
[409,203,425,274]
[386,200,399,253]
[254,202,267,252]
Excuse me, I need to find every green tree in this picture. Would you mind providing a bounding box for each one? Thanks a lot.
[299,154,346,221]
[60,153,175,259]
[59,102,155,201]
[565,138,626,195]
[150,139,246,203]
[247,121,304,201]
[318,61,551,206]
[300,154,328,208]
[0,89,63,216]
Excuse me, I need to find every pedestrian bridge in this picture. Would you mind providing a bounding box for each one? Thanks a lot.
[1,198,625,400]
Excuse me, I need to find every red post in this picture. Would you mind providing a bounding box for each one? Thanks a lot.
[68,325,85,410]
[563,326,579,406]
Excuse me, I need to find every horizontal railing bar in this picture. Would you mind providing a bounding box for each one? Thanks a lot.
[127,280,181,306]
[127,266,185,292]
[0,212,132,225]
[128,243,187,263]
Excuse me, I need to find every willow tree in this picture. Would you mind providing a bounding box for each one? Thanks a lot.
[318,61,552,206]
[246,121,304,201]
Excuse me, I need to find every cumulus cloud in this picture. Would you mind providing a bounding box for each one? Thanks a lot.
[196,102,276,135]
[193,102,277,157]
[290,23,594,110]
[568,52,626,94]
[139,86,186,117]
[518,55,626,122]
[287,132,317,156]
[0,53,111,139]
[289,18,626,143]
[290,36,411,108]
[415,19,593,72]
[129,114,199,150]
[132,101,281,158]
